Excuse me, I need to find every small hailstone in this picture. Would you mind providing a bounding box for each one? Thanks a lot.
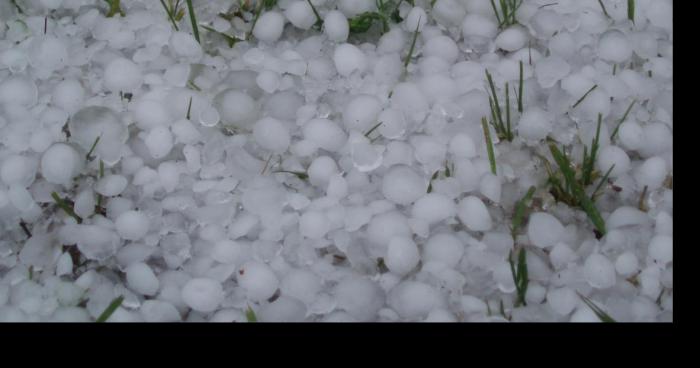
[337,0,374,18]
[570,305,601,323]
[95,175,128,196]
[238,261,279,302]
[423,35,459,64]
[126,262,159,296]
[299,211,330,239]
[303,118,347,152]
[388,281,445,319]
[211,240,247,265]
[423,233,464,268]
[479,173,501,203]
[432,0,466,27]
[56,252,73,277]
[385,236,420,276]
[18,234,54,268]
[495,26,528,52]
[334,43,367,76]
[181,278,224,313]
[527,212,565,248]
[280,269,322,305]
[1,155,36,187]
[461,13,498,39]
[425,308,457,322]
[382,165,426,205]
[115,210,150,240]
[641,123,672,156]
[598,30,633,63]
[259,296,307,322]
[648,235,672,266]
[132,99,170,130]
[256,70,280,93]
[535,55,570,89]
[606,206,649,229]
[597,145,631,178]
[411,193,456,225]
[525,283,547,305]
[41,143,83,185]
[158,161,180,193]
[342,94,382,131]
[404,7,428,32]
[52,79,84,114]
[449,133,477,158]
[253,12,285,43]
[583,253,617,289]
[0,76,37,107]
[169,32,203,59]
[547,287,577,316]
[334,277,385,321]
[216,90,257,129]
[308,156,338,187]
[518,107,553,142]
[253,117,290,153]
[140,300,181,322]
[323,10,349,42]
[145,127,174,159]
[285,1,317,30]
[615,252,639,276]
[103,57,142,92]
[633,156,668,190]
[457,196,492,232]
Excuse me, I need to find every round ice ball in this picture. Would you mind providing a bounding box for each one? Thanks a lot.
[518,107,553,142]
[457,196,492,232]
[1,155,36,187]
[253,11,285,43]
[0,76,38,107]
[324,10,349,42]
[126,262,159,296]
[598,30,633,63]
[52,79,85,114]
[583,253,616,289]
[342,94,382,131]
[253,117,290,153]
[382,165,426,205]
[103,57,142,92]
[215,89,258,129]
[237,261,279,302]
[334,43,367,76]
[41,143,83,185]
[648,235,672,266]
[385,236,420,276]
[181,278,224,313]
[334,276,385,321]
[115,210,150,240]
[423,233,464,268]
[285,1,317,30]
[303,118,347,152]
[597,145,630,178]
[527,212,565,249]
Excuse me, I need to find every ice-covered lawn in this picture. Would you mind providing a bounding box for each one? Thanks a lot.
[0,0,672,322]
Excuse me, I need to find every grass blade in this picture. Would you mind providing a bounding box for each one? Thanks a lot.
[577,292,616,322]
[511,186,536,240]
[627,0,635,24]
[481,117,497,175]
[505,81,512,140]
[364,121,383,138]
[485,69,505,134]
[508,248,528,307]
[246,306,257,322]
[597,0,610,18]
[403,18,421,70]
[489,0,502,26]
[159,0,180,31]
[518,60,524,112]
[582,113,602,186]
[201,25,240,47]
[306,0,324,29]
[96,296,124,322]
[610,99,636,141]
[85,135,101,161]
[591,164,614,200]
[51,192,83,224]
[571,84,598,109]
[186,96,193,119]
[185,0,200,43]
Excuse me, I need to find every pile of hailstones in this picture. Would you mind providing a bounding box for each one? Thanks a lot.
[0,0,672,322]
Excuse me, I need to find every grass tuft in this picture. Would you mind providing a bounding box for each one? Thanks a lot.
[246,305,257,322]
[508,247,529,308]
[481,117,497,175]
[96,296,124,322]
[51,192,83,224]
[511,186,536,241]
[104,0,124,17]
[159,0,183,31]
[489,0,523,29]
[485,69,514,141]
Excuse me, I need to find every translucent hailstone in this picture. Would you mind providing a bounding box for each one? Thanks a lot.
[95,175,128,196]
[126,262,159,296]
[334,276,385,321]
[403,7,428,32]
[334,43,367,76]
[51,79,85,114]
[144,126,174,159]
[432,0,466,27]
[615,252,639,276]
[457,196,492,232]
[69,106,128,164]
[495,26,528,52]
[303,118,347,152]
[423,233,465,268]
[280,269,322,305]
[388,281,445,319]
[264,91,304,121]
[181,278,224,313]
[324,10,349,42]
[342,94,382,131]
[423,35,459,64]
[259,296,307,322]
[547,287,577,315]
[69,225,120,261]
[618,120,645,151]
[385,236,420,276]
[115,210,150,240]
[253,117,290,153]
[366,211,412,252]
[140,300,181,322]
[633,156,667,190]
[1,155,37,187]
[253,12,285,43]
[390,82,429,124]
[583,253,616,289]
[0,76,38,107]
[19,234,55,268]
[169,32,203,60]
[215,89,258,129]
[238,261,279,302]
[308,155,338,187]
[527,212,565,249]
[461,13,498,39]
[377,108,406,139]
[518,107,553,142]
[606,206,649,229]
[299,210,331,239]
[411,193,456,225]
[535,55,570,89]
[28,35,68,76]
[648,235,672,266]
[351,140,383,172]
[596,145,630,178]
[337,0,375,18]
[41,143,83,185]
[377,28,406,54]
[479,173,501,203]
[285,1,317,30]
[449,133,477,158]
[640,123,672,157]
[645,0,672,32]
[132,99,171,130]
[103,57,142,92]
[382,165,426,205]
[256,70,280,93]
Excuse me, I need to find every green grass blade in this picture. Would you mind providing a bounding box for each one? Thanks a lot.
[51,192,83,224]
[577,292,616,322]
[246,306,257,322]
[489,0,502,26]
[598,0,610,18]
[185,0,200,43]
[511,186,536,240]
[96,296,124,322]
[627,0,635,24]
[582,113,603,186]
[273,170,309,181]
[485,69,505,133]
[306,0,324,29]
[481,117,497,175]
[505,81,512,141]
[186,97,193,119]
[201,25,239,47]
[364,121,383,138]
[591,164,615,200]
[159,0,180,31]
[518,60,524,112]
[85,135,101,161]
[571,84,598,109]
[403,19,421,70]
[610,99,636,141]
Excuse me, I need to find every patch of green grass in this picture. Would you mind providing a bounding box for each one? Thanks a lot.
[348,0,406,34]
[485,69,514,141]
[246,305,257,322]
[104,0,124,17]
[511,186,536,241]
[185,0,200,43]
[489,0,523,29]
[51,192,83,224]
[571,84,598,109]
[160,0,185,31]
[201,25,241,47]
[481,117,497,175]
[508,247,528,307]
[96,296,124,322]
[627,0,635,24]
[577,292,616,322]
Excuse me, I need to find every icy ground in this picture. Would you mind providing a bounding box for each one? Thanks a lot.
[0,0,672,322]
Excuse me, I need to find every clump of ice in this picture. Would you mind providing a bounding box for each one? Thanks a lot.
[334,276,385,321]
[324,11,349,42]
[237,261,279,302]
[181,278,224,313]
[583,253,617,289]
[527,212,565,248]
[41,143,83,185]
[103,58,142,92]
[382,165,426,205]
[334,43,367,76]
[115,210,150,241]
[457,196,492,232]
